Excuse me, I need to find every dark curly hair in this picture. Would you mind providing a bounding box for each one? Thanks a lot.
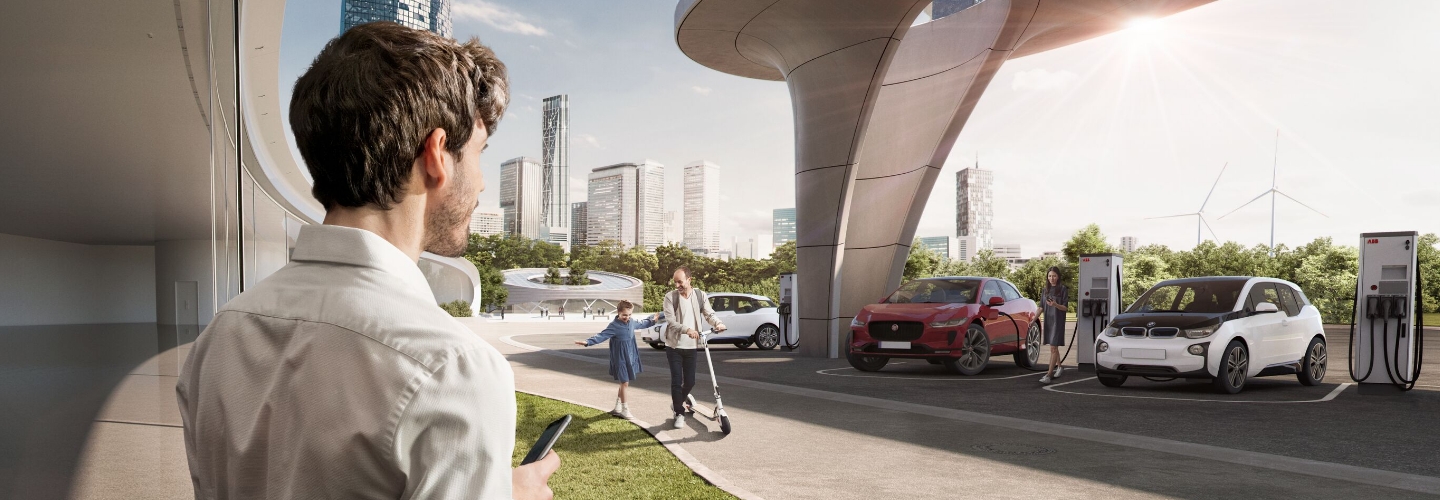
[290,21,509,210]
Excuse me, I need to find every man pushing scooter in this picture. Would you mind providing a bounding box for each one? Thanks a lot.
[662,266,726,429]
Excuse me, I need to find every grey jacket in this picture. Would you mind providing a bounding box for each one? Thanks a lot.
[662,288,724,347]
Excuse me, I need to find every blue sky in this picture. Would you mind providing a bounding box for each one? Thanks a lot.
[282,0,1440,256]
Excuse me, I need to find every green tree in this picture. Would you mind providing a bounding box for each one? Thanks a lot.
[567,262,589,286]
[1292,242,1358,323]
[655,242,706,284]
[1061,224,1115,264]
[643,282,668,313]
[466,233,565,270]
[770,240,797,275]
[476,264,508,309]
[969,249,1011,280]
[439,300,473,317]
[544,266,563,285]
[1419,233,1440,313]
[903,240,942,281]
[1011,256,1063,300]
[575,240,658,284]
[1120,252,1171,308]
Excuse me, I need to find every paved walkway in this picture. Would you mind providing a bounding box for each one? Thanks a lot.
[471,319,1440,499]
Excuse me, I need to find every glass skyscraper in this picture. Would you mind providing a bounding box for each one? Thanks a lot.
[542,95,569,230]
[500,157,543,239]
[683,161,721,253]
[585,161,664,251]
[772,207,796,246]
[341,0,453,38]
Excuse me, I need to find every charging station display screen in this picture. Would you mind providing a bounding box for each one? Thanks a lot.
[1128,280,1246,314]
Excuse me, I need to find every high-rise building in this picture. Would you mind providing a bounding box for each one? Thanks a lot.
[1121,236,1137,253]
[772,207,796,246]
[341,0,452,37]
[956,162,993,252]
[469,210,502,236]
[500,156,543,239]
[571,202,587,248]
[541,95,569,231]
[684,161,721,254]
[917,236,956,260]
[586,161,664,251]
[756,234,774,260]
[663,211,682,244]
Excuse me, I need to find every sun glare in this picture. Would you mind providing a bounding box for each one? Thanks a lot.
[1126,16,1164,41]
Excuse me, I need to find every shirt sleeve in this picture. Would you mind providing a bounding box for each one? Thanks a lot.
[663,291,684,342]
[585,325,618,346]
[394,346,516,500]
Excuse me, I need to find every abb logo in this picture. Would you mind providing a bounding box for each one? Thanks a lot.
[1082,258,1091,262]
[1367,239,1380,244]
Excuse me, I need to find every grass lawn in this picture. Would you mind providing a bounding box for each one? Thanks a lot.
[513,392,736,500]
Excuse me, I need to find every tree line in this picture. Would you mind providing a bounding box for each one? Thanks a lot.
[462,233,795,312]
[462,227,1440,323]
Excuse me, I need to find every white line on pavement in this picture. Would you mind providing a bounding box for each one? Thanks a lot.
[1041,376,1352,404]
[815,366,1046,381]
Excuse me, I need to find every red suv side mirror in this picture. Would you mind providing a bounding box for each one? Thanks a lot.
[987,296,1005,307]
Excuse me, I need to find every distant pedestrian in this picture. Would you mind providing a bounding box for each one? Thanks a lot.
[662,266,726,429]
[574,300,655,419]
[1040,266,1069,384]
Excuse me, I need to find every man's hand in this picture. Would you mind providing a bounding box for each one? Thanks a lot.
[513,450,561,500]
[573,341,586,347]
[713,323,727,333]
[686,328,699,339]
[648,314,658,322]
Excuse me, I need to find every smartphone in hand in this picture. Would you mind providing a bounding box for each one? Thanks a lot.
[521,415,571,465]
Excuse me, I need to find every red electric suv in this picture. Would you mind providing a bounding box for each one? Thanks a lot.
[847,276,1042,375]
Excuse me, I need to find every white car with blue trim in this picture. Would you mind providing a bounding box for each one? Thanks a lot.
[1095,276,1327,394]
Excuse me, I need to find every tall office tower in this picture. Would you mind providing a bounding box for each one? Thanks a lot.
[469,210,503,236]
[772,207,796,246]
[956,162,993,252]
[917,236,957,260]
[541,95,569,231]
[1121,236,1137,253]
[683,161,721,253]
[341,0,452,37]
[663,211,682,244]
[571,202,588,248]
[586,161,665,251]
[500,157,543,239]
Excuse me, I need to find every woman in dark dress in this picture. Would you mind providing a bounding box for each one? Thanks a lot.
[1040,266,1069,384]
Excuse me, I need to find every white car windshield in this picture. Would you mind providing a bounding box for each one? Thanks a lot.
[1128,280,1247,314]
[884,279,981,304]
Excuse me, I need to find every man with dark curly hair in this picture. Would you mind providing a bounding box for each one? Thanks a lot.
[176,22,558,499]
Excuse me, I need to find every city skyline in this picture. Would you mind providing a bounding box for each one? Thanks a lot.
[585,161,664,251]
[683,160,721,254]
[279,0,1440,255]
[340,0,452,37]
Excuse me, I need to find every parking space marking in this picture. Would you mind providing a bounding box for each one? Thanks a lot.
[1042,376,1352,404]
[815,366,1045,381]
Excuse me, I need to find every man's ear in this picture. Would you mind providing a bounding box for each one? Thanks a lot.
[417,128,451,190]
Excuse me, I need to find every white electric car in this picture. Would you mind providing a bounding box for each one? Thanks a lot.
[1095,276,1327,394]
[640,293,784,350]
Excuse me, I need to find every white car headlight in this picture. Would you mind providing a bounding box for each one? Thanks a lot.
[929,319,963,328]
[1097,340,1109,352]
[1183,326,1217,339]
[1103,326,1120,337]
[850,317,866,328]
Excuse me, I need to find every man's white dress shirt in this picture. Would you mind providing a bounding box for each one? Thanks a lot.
[176,225,515,499]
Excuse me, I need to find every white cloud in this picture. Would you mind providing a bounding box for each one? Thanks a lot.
[691,86,713,96]
[577,133,603,149]
[1011,68,1078,92]
[453,1,549,36]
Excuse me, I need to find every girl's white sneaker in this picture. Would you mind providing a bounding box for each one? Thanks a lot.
[618,404,634,420]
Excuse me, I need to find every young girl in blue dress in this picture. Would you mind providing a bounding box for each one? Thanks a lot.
[574,300,656,419]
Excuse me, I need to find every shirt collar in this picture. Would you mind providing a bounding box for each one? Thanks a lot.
[290,224,436,302]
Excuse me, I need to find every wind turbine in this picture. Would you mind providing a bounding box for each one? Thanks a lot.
[1217,131,1327,253]
[1147,162,1228,246]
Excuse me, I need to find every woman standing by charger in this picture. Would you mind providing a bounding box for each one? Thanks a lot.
[1040,266,1069,384]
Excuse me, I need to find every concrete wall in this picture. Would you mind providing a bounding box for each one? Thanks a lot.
[155,239,215,326]
[0,233,156,326]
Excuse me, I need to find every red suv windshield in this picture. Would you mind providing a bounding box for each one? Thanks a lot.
[884,279,982,304]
